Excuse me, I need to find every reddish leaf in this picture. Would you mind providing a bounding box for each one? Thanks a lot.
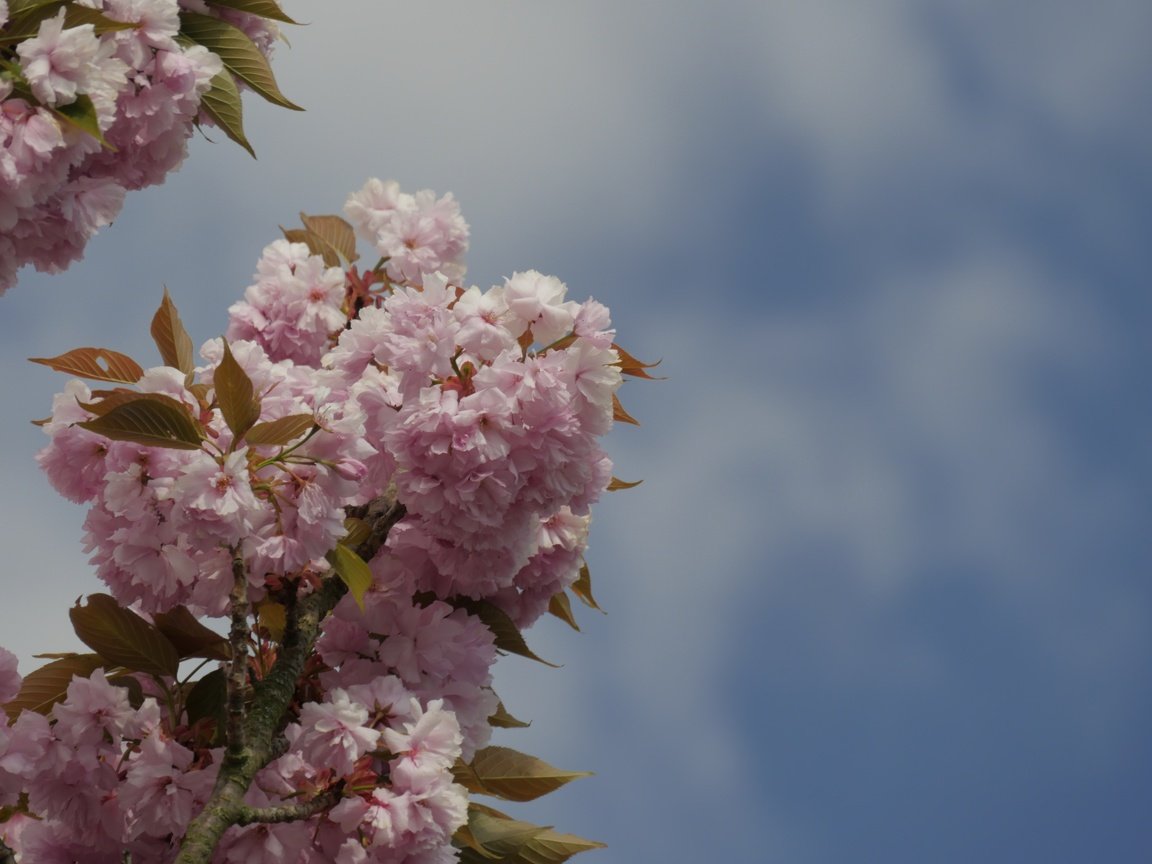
[215,341,261,440]
[300,213,359,266]
[612,342,663,379]
[150,289,195,375]
[70,594,180,679]
[153,606,230,661]
[612,393,640,426]
[3,653,106,720]
[606,476,643,491]
[244,413,316,447]
[29,347,143,384]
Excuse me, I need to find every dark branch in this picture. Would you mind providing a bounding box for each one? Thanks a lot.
[225,550,251,765]
[173,491,405,864]
[234,783,344,826]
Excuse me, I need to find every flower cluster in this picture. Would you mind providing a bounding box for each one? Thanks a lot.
[0,0,287,293]
[0,662,469,862]
[3,179,639,862]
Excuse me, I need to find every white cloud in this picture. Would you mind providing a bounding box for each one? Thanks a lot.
[529,241,1143,854]
[0,3,1147,858]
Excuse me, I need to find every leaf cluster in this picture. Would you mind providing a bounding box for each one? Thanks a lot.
[31,291,317,455]
[3,595,227,721]
[452,754,603,863]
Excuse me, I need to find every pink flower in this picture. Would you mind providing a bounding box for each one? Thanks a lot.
[165,449,267,544]
[453,284,518,361]
[503,270,578,345]
[16,10,101,107]
[382,699,463,793]
[294,689,381,777]
[0,646,20,705]
[121,731,213,840]
[228,240,347,365]
[344,179,469,285]
[51,670,136,747]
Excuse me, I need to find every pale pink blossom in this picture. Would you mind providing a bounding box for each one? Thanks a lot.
[503,270,578,345]
[51,670,136,747]
[121,731,212,839]
[293,689,381,777]
[344,179,469,284]
[0,646,20,705]
[383,699,463,793]
[16,11,102,107]
[453,284,518,361]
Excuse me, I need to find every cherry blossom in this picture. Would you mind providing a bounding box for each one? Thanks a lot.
[0,178,638,864]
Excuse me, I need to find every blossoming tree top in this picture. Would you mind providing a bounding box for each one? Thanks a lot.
[0,177,654,863]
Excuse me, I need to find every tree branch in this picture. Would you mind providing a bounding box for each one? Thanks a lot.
[234,783,344,826]
[172,492,405,864]
[224,550,251,766]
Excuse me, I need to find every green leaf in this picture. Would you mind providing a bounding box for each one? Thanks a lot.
[70,594,180,679]
[215,340,261,441]
[457,806,605,864]
[502,829,607,864]
[153,606,230,661]
[298,213,360,267]
[326,543,373,609]
[255,600,286,641]
[0,1,68,43]
[51,94,109,146]
[244,413,316,447]
[7,0,64,15]
[179,11,302,110]
[569,563,604,613]
[203,0,299,24]
[3,653,106,720]
[461,599,558,667]
[63,5,140,35]
[29,347,143,384]
[150,289,195,376]
[489,698,531,729]
[463,806,550,857]
[79,388,146,416]
[547,591,580,631]
[340,516,373,552]
[196,65,254,157]
[454,747,592,803]
[77,392,205,450]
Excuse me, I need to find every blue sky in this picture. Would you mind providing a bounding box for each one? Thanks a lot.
[2,2,1152,861]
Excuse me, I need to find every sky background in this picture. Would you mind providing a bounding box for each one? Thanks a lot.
[3,2,1152,861]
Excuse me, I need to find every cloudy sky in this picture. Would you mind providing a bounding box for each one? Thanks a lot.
[3,2,1152,861]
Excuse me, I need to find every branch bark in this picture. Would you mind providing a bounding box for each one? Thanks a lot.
[172,493,406,864]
